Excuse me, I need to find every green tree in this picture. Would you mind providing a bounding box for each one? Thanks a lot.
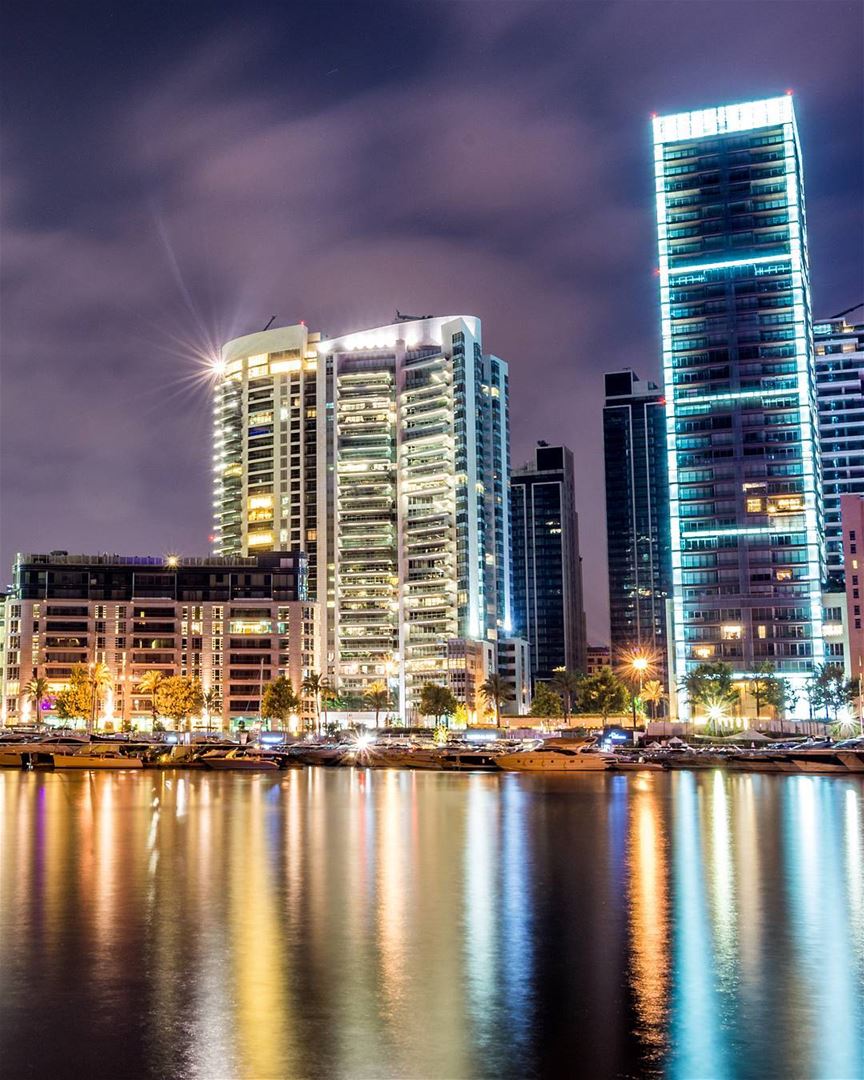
[53,665,93,724]
[136,670,165,727]
[302,672,330,734]
[641,679,665,720]
[764,676,796,719]
[320,683,338,731]
[550,668,582,724]
[419,683,457,726]
[813,663,855,723]
[531,682,563,718]
[578,667,629,722]
[155,676,204,731]
[87,662,112,732]
[26,676,51,724]
[680,662,738,728]
[202,688,222,732]
[480,673,511,728]
[364,681,390,729]
[748,661,777,718]
[261,676,299,728]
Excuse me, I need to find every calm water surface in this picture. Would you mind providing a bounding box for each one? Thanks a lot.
[1,768,862,1079]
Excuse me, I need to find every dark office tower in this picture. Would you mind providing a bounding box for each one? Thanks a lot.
[654,97,824,718]
[511,445,586,680]
[815,317,864,581]
[603,370,671,678]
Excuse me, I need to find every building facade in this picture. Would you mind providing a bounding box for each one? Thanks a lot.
[603,370,671,680]
[1,552,317,729]
[511,444,586,680]
[654,96,824,717]
[215,317,512,716]
[841,493,864,685]
[586,644,611,676]
[815,319,864,580]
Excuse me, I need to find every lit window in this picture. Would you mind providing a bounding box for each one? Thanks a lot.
[721,624,743,640]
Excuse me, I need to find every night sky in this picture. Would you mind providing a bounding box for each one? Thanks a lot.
[2,1,862,639]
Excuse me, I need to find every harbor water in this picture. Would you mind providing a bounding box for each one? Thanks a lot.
[0,768,862,1079]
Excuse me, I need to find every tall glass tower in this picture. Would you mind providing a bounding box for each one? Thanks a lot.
[603,370,671,683]
[653,96,824,716]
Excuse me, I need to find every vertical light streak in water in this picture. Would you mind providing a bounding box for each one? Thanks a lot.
[499,778,535,1058]
[628,777,670,1057]
[229,777,288,1078]
[184,775,238,1079]
[375,769,411,1067]
[669,772,728,1080]
[730,777,764,1010]
[785,777,863,1079]
[464,776,499,1054]
[707,771,737,990]
[845,788,864,966]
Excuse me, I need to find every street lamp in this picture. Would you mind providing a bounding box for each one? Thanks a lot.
[620,649,656,742]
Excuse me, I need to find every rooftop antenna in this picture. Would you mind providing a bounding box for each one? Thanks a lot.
[262,315,276,331]
[831,302,863,319]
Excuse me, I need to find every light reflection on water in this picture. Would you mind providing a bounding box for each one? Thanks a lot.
[0,769,862,1079]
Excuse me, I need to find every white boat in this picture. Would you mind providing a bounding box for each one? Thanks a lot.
[201,749,280,771]
[496,743,615,772]
[52,746,144,769]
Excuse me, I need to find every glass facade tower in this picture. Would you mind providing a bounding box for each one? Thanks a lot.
[653,97,824,714]
[603,371,671,682]
[511,445,587,681]
[815,318,864,580]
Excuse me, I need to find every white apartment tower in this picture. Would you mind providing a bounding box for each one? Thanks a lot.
[214,316,512,716]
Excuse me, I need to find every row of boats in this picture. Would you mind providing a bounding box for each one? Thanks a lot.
[2,732,864,774]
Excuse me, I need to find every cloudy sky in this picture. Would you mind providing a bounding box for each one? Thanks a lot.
[1,0,862,639]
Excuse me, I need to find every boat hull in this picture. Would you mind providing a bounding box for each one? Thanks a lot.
[52,754,143,769]
[204,758,279,771]
[496,751,612,772]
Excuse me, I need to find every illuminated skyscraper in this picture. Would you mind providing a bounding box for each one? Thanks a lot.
[653,96,824,716]
[603,371,671,683]
[214,317,511,715]
[511,444,586,680]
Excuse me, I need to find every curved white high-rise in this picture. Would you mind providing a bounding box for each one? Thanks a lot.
[213,316,511,715]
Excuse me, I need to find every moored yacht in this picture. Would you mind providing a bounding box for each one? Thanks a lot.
[51,746,144,769]
[201,749,280,771]
[496,742,615,772]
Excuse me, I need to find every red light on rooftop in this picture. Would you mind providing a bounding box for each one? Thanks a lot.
[650,111,658,118]
[652,267,660,277]
[300,319,306,326]
[786,88,794,96]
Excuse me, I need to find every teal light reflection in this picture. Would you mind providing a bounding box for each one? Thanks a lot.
[669,772,729,1080]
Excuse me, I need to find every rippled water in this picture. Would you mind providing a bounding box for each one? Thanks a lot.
[0,768,862,1079]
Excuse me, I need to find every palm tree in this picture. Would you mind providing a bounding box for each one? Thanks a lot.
[550,668,582,724]
[87,662,112,733]
[641,680,665,720]
[202,688,221,732]
[136,670,164,729]
[365,681,390,729]
[302,672,334,735]
[26,676,51,726]
[480,674,511,729]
